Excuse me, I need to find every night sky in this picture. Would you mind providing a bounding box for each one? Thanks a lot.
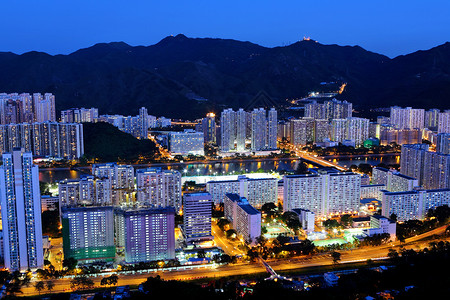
[1,0,449,57]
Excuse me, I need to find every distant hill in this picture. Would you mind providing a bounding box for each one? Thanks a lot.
[83,122,157,162]
[0,35,449,119]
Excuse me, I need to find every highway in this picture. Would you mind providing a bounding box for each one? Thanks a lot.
[20,225,448,296]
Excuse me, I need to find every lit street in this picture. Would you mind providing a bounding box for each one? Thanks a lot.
[20,225,449,296]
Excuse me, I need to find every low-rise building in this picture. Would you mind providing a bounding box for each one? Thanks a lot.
[41,195,59,212]
[292,208,315,233]
[169,129,204,156]
[363,215,396,240]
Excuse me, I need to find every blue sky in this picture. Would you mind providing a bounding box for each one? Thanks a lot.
[1,0,449,57]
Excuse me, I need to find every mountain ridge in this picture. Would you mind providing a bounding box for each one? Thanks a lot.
[0,35,449,119]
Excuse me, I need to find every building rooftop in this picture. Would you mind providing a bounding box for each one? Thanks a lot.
[353,217,370,222]
[392,172,416,180]
[374,167,389,172]
[207,175,276,184]
[238,203,260,215]
[61,206,114,214]
[225,193,243,202]
[115,206,175,216]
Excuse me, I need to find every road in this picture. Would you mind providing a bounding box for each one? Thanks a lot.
[47,238,64,271]
[21,225,448,296]
[211,221,245,256]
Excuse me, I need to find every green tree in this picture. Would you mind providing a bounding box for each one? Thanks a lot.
[34,281,45,295]
[217,218,231,231]
[340,214,353,227]
[46,280,55,292]
[100,277,109,287]
[109,274,118,286]
[295,160,310,174]
[331,251,341,265]
[226,229,237,239]
[63,257,78,271]
[388,248,399,261]
[390,213,397,222]
[197,249,206,258]
[323,219,341,230]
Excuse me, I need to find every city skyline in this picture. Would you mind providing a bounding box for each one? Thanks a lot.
[0,2,449,295]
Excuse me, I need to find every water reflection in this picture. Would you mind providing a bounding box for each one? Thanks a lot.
[38,156,400,183]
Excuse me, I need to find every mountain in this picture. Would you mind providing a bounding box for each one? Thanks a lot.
[0,34,449,119]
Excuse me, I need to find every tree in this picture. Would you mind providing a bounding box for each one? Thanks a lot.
[46,281,55,292]
[281,211,301,232]
[295,160,309,174]
[197,249,206,258]
[390,213,397,222]
[256,235,267,248]
[34,281,45,295]
[323,219,341,230]
[340,214,353,227]
[70,276,94,290]
[261,226,268,235]
[63,257,78,271]
[275,234,290,246]
[226,229,237,239]
[331,251,341,265]
[217,218,231,231]
[388,248,399,261]
[100,277,109,287]
[109,274,118,286]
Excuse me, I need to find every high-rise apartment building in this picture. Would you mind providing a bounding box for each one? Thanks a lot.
[0,93,56,125]
[115,207,175,264]
[251,108,267,151]
[346,117,369,146]
[283,170,361,217]
[183,193,213,243]
[424,109,440,130]
[390,106,425,130]
[305,99,352,121]
[0,148,43,271]
[34,93,56,122]
[138,107,149,139]
[201,113,216,144]
[206,175,278,207]
[400,144,450,190]
[330,119,347,143]
[438,110,450,134]
[59,175,112,207]
[371,167,418,192]
[220,108,236,152]
[381,188,450,221]
[0,122,84,159]
[436,133,450,155]
[92,163,135,205]
[379,127,422,146]
[62,206,115,262]
[61,107,99,123]
[314,119,329,143]
[289,118,314,146]
[220,107,277,152]
[136,168,182,211]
